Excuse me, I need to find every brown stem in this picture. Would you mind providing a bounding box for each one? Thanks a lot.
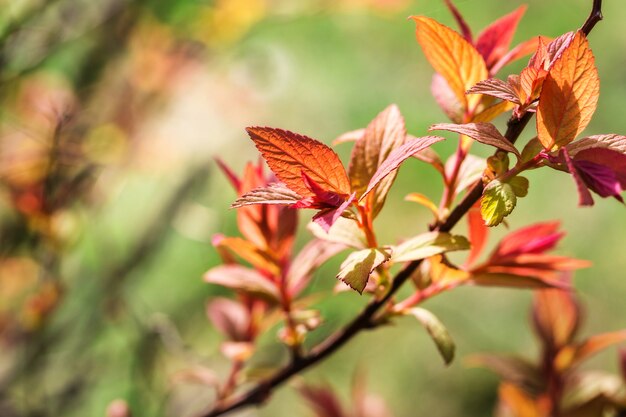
[201,2,604,414]
[581,0,602,36]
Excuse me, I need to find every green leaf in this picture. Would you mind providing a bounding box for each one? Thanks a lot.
[508,176,529,197]
[336,248,391,294]
[480,180,517,227]
[408,308,455,365]
[391,232,470,263]
[520,137,544,164]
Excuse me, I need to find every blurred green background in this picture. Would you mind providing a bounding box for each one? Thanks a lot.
[0,0,625,416]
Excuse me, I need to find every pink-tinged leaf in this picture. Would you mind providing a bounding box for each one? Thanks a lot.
[490,35,544,75]
[564,148,595,206]
[360,136,445,201]
[545,32,576,67]
[465,203,489,268]
[447,153,486,195]
[337,248,391,294]
[467,78,521,104]
[299,384,347,417]
[348,104,407,216]
[562,330,626,370]
[206,298,250,341]
[220,341,254,362]
[407,307,456,365]
[567,134,626,157]
[443,0,473,42]
[495,221,562,258]
[287,240,346,297]
[574,159,624,203]
[536,32,600,150]
[215,158,242,192]
[410,134,445,175]
[352,371,394,417]
[333,128,365,145]
[575,147,626,188]
[532,281,581,349]
[476,5,527,69]
[246,127,351,196]
[231,183,302,208]
[312,193,356,233]
[204,265,281,302]
[431,122,520,156]
[431,74,464,123]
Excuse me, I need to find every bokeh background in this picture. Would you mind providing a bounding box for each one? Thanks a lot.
[0,0,625,416]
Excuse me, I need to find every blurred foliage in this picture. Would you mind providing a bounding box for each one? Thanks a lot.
[0,0,625,416]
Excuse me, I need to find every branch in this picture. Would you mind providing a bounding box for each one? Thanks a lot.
[581,0,602,36]
[201,2,604,414]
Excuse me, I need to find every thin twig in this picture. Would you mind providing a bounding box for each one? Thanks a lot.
[581,0,602,36]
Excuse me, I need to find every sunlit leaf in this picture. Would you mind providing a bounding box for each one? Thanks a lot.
[536,31,600,150]
[336,248,391,294]
[467,78,521,104]
[349,104,407,216]
[308,217,368,249]
[411,16,488,111]
[392,232,469,263]
[567,134,626,157]
[231,183,302,208]
[431,122,520,156]
[246,127,351,196]
[443,0,472,42]
[480,180,516,227]
[360,136,444,201]
[407,307,455,365]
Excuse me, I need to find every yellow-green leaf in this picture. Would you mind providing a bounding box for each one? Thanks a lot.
[336,248,391,294]
[480,180,516,227]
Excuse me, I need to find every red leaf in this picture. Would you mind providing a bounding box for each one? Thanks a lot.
[215,158,242,192]
[476,5,527,69]
[299,385,347,417]
[490,35,544,75]
[495,221,562,258]
[359,136,444,201]
[465,203,489,267]
[312,193,356,233]
[563,148,595,206]
[431,122,520,156]
[443,0,473,42]
[246,127,351,197]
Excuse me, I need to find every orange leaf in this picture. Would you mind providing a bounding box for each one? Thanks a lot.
[536,31,600,150]
[246,127,351,196]
[411,16,488,112]
[465,203,488,267]
[560,330,626,370]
